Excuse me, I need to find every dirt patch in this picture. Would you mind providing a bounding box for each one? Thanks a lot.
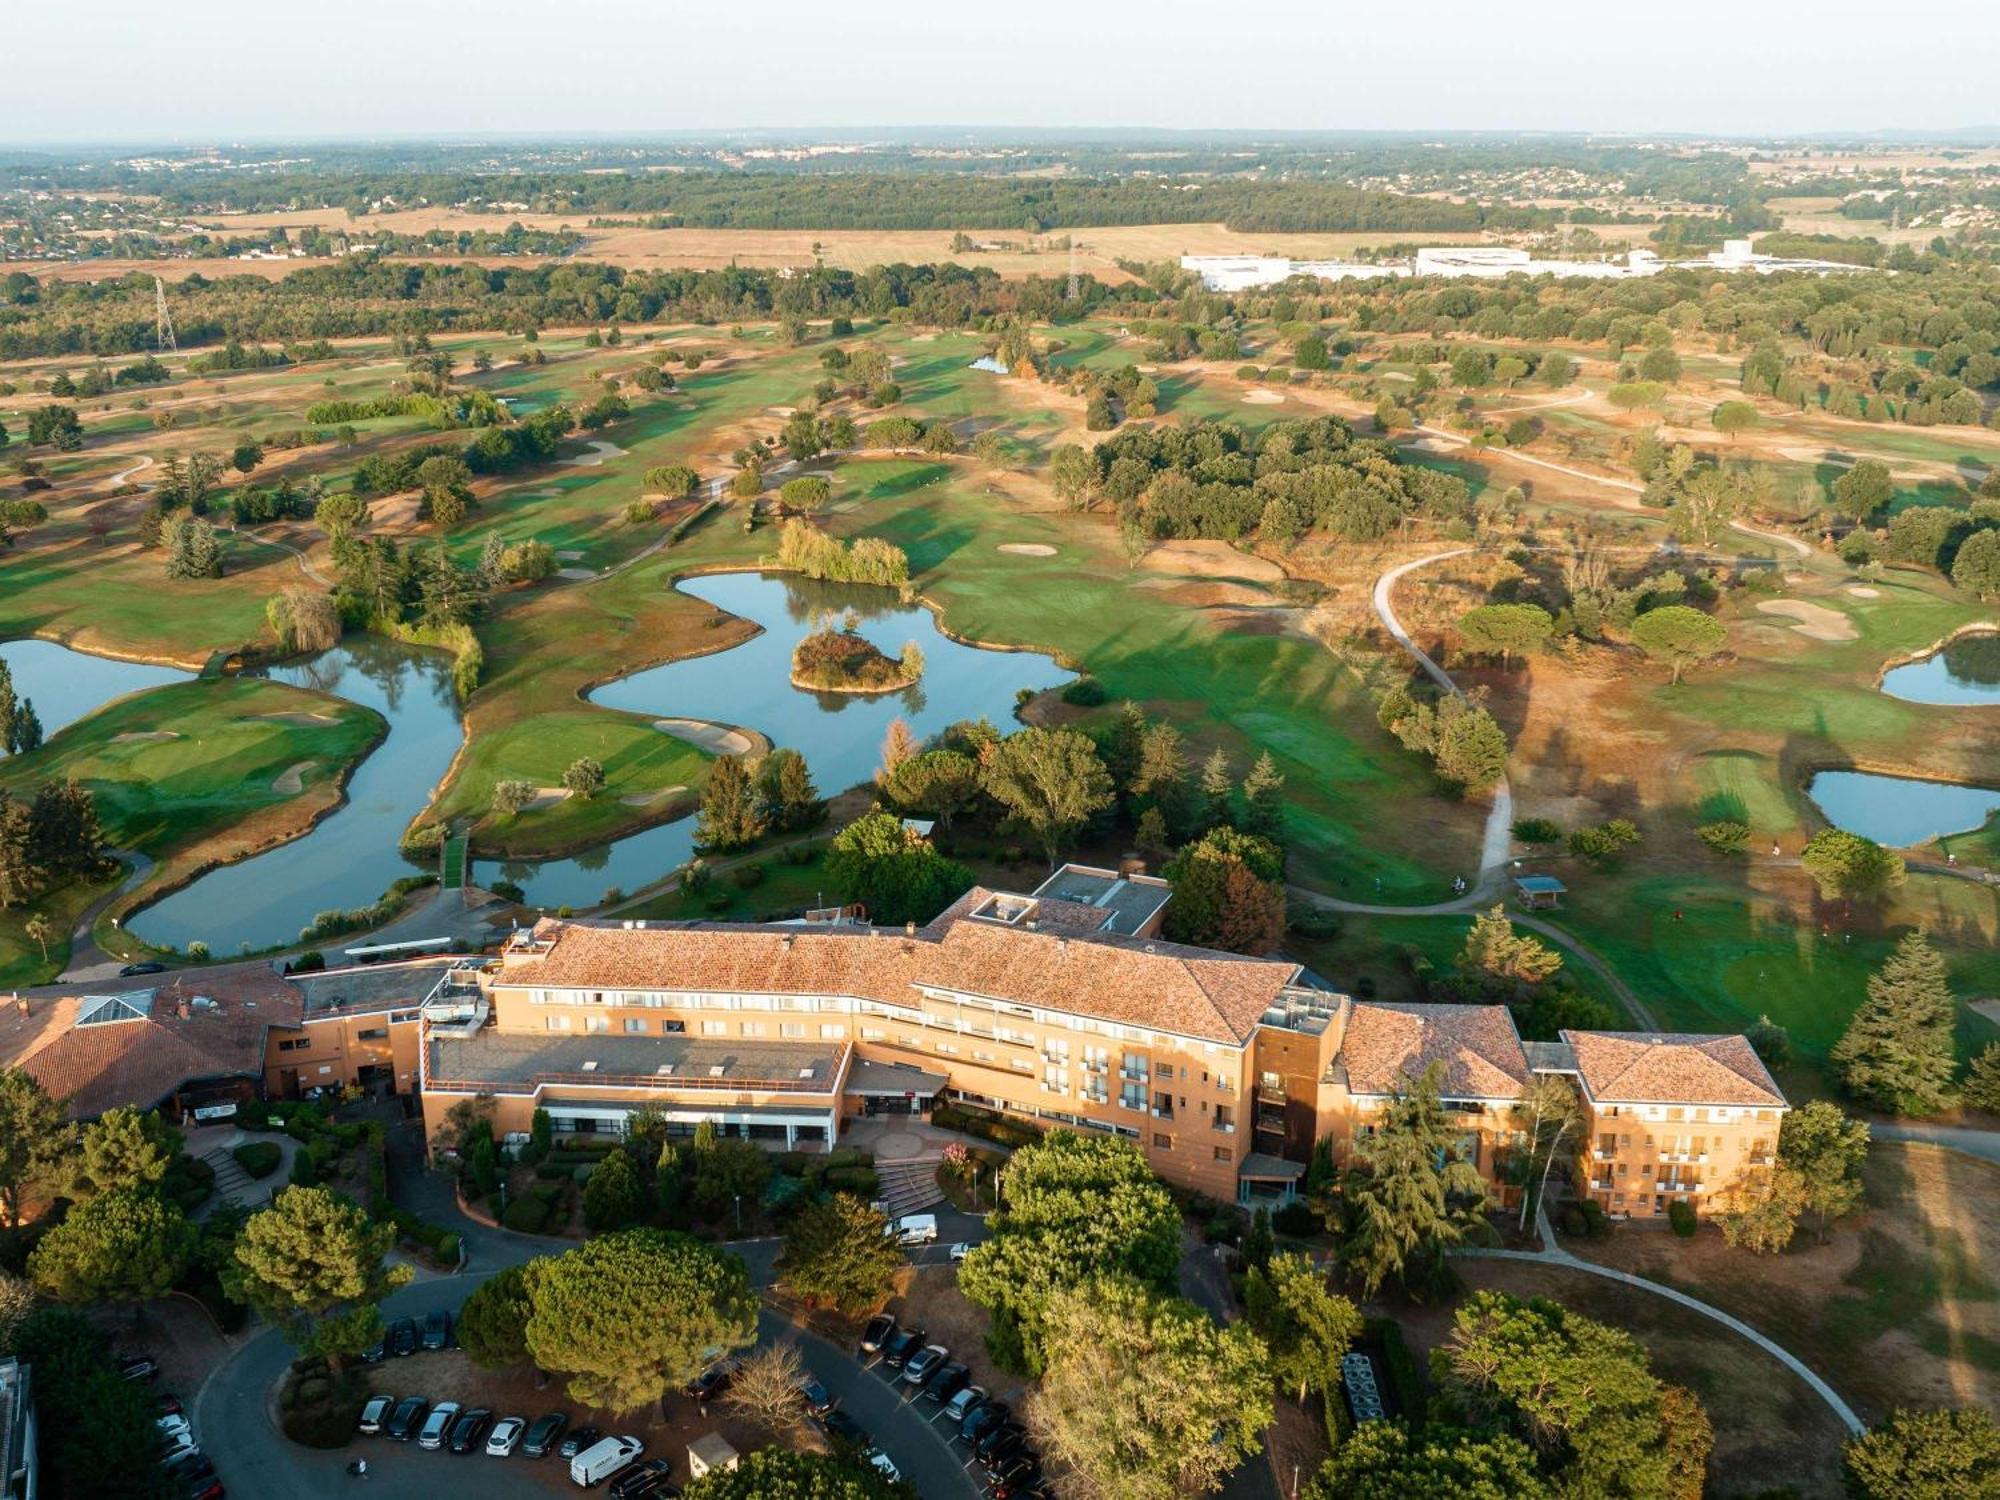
[1756,598,1859,642]
[559,439,627,467]
[556,549,585,561]
[1140,539,1286,584]
[523,786,571,811]
[1970,996,2000,1027]
[271,760,314,796]
[1847,586,1881,598]
[1241,389,1284,405]
[111,730,181,744]
[996,543,1058,557]
[654,718,761,756]
[1211,605,1312,639]
[1134,578,1275,608]
[619,785,688,807]
[891,1265,1021,1404]
[557,567,597,580]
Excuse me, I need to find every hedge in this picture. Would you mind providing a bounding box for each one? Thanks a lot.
[825,1167,879,1196]
[233,1142,283,1179]
[1364,1317,1426,1424]
[501,1197,552,1234]
[931,1104,1042,1149]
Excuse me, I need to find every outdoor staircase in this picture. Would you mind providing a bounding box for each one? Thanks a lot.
[875,1160,944,1219]
[201,1147,262,1207]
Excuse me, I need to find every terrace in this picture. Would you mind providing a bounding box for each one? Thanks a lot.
[425,1031,851,1098]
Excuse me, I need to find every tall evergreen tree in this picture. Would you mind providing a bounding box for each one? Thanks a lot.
[1342,1062,1493,1298]
[1198,747,1234,832]
[1240,749,1286,843]
[1832,931,1959,1115]
[695,754,767,851]
[0,662,18,753]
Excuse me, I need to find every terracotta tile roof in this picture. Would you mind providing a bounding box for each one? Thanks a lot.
[0,964,296,1119]
[1561,1030,1787,1109]
[1338,1002,1531,1100]
[923,886,1113,937]
[497,916,1300,1045]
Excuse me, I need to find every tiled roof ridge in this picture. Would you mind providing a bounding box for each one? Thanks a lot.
[1561,1028,1785,1106]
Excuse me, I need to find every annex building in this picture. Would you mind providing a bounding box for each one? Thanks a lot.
[2,865,1787,1220]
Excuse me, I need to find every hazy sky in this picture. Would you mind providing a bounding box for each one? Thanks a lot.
[5,0,1994,143]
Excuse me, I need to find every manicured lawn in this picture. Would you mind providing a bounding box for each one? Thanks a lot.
[1286,909,1626,1016]
[620,840,837,923]
[0,872,114,989]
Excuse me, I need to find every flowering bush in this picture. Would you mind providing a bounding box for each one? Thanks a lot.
[941,1141,972,1180]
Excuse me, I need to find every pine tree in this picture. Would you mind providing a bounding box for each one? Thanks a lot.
[1343,1062,1493,1298]
[11,702,39,756]
[1832,931,1959,1116]
[477,530,506,589]
[878,717,917,781]
[1965,1043,2000,1115]
[1198,747,1234,832]
[0,795,38,909]
[695,755,768,852]
[1241,750,1285,842]
[0,664,16,755]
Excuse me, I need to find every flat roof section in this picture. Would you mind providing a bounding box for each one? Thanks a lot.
[428,1032,848,1095]
[1031,864,1173,936]
[295,957,474,1015]
[846,1059,950,1097]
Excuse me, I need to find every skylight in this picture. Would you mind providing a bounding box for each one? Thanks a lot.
[74,991,155,1027]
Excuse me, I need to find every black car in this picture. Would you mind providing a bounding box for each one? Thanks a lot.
[384,1395,429,1441]
[682,1358,735,1403]
[960,1400,1011,1444]
[422,1309,453,1352]
[448,1407,492,1453]
[522,1411,569,1458]
[557,1424,601,1460]
[989,1457,1043,1498]
[361,1329,388,1364]
[163,1450,214,1482]
[798,1377,834,1418]
[388,1317,419,1358]
[977,1424,1027,1468]
[814,1409,869,1451]
[609,1459,675,1500]
[117,1354,160,1383]
[859,1314,896,1357]
[119,962,167,977]
[923,1361,971,1404]
[880,1326,925,1368]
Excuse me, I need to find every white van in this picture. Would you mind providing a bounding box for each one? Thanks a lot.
[570,1434,643,1488]
[891,1212,938,1246]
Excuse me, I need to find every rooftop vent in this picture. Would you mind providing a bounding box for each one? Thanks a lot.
[798,1067,816,1079]
[656,1063,676,1076]
[580,1060,598,1072]
[708,1065,726,1078]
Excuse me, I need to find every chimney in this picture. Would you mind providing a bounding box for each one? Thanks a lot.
[904,921,916,938]
[12,994,26,1017]
[175,998,191,1020]
[781,934,795,950]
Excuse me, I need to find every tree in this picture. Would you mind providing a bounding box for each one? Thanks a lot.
[824,810,973,926]
[681,1448,907,1499]
[880,748,980,829]
[1833,930,1958,1115]
[1717,1164,1808,1253]
[582,1148,645,1232]
[1027,1275,1272,1500]
[29,1189,194,1307]
[1457,603,1553,667]
[878,717,917,780]
[1197,746,1233,832]
[521,1229,757,1412]
[1161,826,1287,954]
[1343,1062,1493,1298]
[696,754,768,851]
[562,757,606,800]
[758,747,823,831]
[266,587,342,654]
[458,1262,532,1369]
[1964,1042,2000,1115]
[11,1305,182,1500]
[1831,459,1894,521]
[227,1186,412,1367]
[958,1132,1181,1373]
[1951,528,2000,600]
[1710,400,1760,440]
[0,1269,32,1351]
[1433,699,1510,791]
[1843,1407,2000,1500]
[1607,381,1666,413]
[1629,605,1727,685]
[1460,907,1563,990]
[1240,749,1286,843]
[1050,443,1095,508]
[1305,1422,1549,1500]
[71,1105,176,1201]
[1509,1073,1585,1233]
[692,1138,773,1219]
[23,913,49,963]
[26,404,82,450]
[775,1193,902,1314]
[779,475,832,515]
[644,464,700,498]
[162,514,222,579]
[722,1341,811,1443]
[1775,1100,1868,1242]
[416,454,475,526]
[230,440,264,474]
[0,1067,73,1228]
[492,778,537,818]
[1801,828,1906,903]
[1242,1251,1364,1405]
[979,726,1114,867]
[314,491,370,541]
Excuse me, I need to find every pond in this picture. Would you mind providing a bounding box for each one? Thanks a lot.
[0,639,189,740]
[1880,633,2000,707]
[126,571,1069,947]
[1808,769,2000,848]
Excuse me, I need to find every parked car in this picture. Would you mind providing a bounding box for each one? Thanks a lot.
[119,961,167,977]
[977,1423,1027,1467]
[417,1401,462,1450]
[881,1327,925,1368]
[357,1394,394,1436]
[557,1424,601,1461]
[157,1393,184,1417]
[960,1399,1010,1444]
[682,1358,736,1403]
[523,1412,571,1458]
[449,1407,493,1453]
[949,1242,971,1263]
[385,1396,430,1441]
[859,1314,896,1357]
[568,1434,643,1488]
[867,1450,902,1483]
[901,1344,948,1388]
[117,1354,160,1383]
[608,1458,674,1499]
[944,1385,988,1425]
[164,1450,215,1482]
[989,1457,1044,1498]
[798,1377,835,1417]
[486,1416,528,1456]
[923,1361,970,1404]
[814,1409,869,1450]
[185,1479,225,1500]
[362,1329,388,1363]
[388,1317,420,1358]
[889,1212,938,1246]
[422,1309,454,1351]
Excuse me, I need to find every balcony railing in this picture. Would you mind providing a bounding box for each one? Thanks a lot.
[1213,1120,1236,1135]
[1255,1084,1286,1104]
[1151,1105,1174,1121]
[1658,1179,1703,1193]
[1119,1067,1149,1083]
[1591,1149,1614,1162]
[1590,1178,1614,1192]
[1081,1059,1108,1075]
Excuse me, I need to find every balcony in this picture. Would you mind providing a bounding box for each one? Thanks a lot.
[1591,1149,1615,1162]
[1255,1083,1286,1104]
[1747,1153,1775,1166]
[1658,1179,1702,1194]
[1151,1105,1174,1121]
[1081,1058,1108,1075]
[1590,1178,1614,1192]
[1081,1090,1108,1107]
[1119,1067,1150,1084]
[1213,1120,1236,1135]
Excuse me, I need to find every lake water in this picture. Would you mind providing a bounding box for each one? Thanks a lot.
[125,571,1069,946]
[1880,633,2000,707]
[1808,769,2000,848]
[0,639,188,739]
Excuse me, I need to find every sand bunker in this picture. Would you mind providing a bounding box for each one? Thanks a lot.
[270,760,313,795]
[257,711,339,726]
[522,786,571,811]
[559,440,627,467]
[1241,389,1284,405]
[654,718,759,756]
[1141,539,1286,584]
[556,549,584,561]
[997,543,1058,557]
[1757,599,1858,642]
[619,784,688,807]
[557,567,596,580]
[1971,997,2000,1028]
[1847,586,1882,598]
[111,730,180,744]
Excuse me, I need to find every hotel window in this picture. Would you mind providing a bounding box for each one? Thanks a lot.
[1212,1146,1232,1163]
[819,1024,846,1040]
[861,1027,886,1041]
[278,1037,310,1053]
[1010,1058,1034,1073]
[1156,1063,1173,1080]
[1152,1133,1172,1150]
[623,1018,647,1035]
[545,1016,572,1032]
[662,1020,685,1034]
[740,1022,766,1037]
[701,1021,728,1037]
[936,1042,958,1056]
[357,1027,388,1041]
[585,1016,609,1034]
[780,1023,805,1038]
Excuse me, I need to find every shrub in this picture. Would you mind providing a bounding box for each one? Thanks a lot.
[1668,1200,1698,1238]
[501,1196,552,1234]
[1695,820,1750,855]
[233,1142,283,1179]
[824,1167,880,1196]
[1511,817,1562,844]
[1580,1200,1611,1239]
[1272,1200,1322,1237]
[1364,1317,1426,1424]
[572,1164,596,1184]
[1557,1204,1588,1237]
[730,862,767,890]
[1059,676,1108,707]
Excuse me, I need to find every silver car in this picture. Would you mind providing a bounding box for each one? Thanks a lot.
[485,1415,527,1456]
[417,1401,461,1450]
